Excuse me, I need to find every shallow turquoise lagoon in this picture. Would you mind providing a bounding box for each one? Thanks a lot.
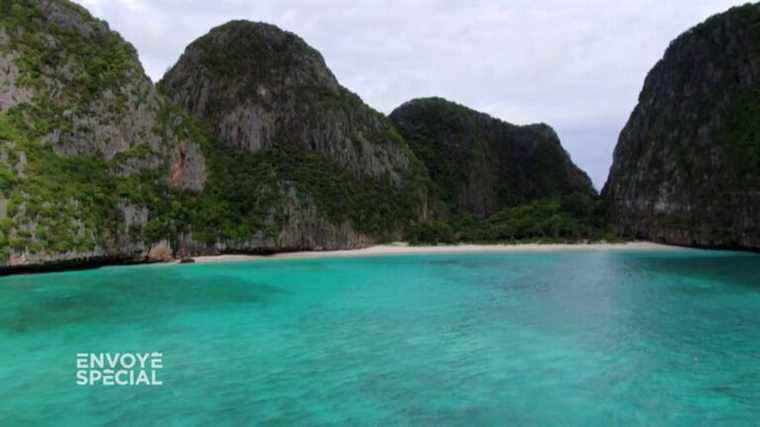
[1,249,759,425]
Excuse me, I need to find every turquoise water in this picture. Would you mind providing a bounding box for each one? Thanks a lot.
[1,249,759,426]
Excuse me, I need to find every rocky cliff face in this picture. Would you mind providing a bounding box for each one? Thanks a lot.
[0,0,209,270]
[159,20,429,250]
[390,97,594,219]
[0,4,428,272]
[159,21,421,182]
[604,4,760,250]
[0,1,607,272]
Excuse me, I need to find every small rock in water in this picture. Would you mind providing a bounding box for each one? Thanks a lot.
[179,258,195,264]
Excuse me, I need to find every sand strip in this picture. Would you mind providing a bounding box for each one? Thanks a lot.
[191,241,676,264]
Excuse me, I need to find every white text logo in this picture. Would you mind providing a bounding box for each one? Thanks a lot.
[76,352,163,386]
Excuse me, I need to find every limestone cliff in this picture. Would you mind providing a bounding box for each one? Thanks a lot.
[0,3,428,272]
[159,20,430,252]
[390,97,595,219]
[160,21,416,182]
[0,1,608,272]
[0,0,207,269]
[603,4,760,250]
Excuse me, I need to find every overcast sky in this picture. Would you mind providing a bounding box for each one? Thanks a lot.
[78,0,741,189]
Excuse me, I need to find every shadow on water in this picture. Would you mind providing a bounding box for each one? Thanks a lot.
[425,253,552,270]
[0,266,285,335]
[620,253,760,292]
[1,251,760,424]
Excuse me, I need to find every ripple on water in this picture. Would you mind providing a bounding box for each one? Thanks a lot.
[0,249,759,425]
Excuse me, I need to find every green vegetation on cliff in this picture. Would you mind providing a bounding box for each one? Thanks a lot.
[407,193,611,245]
[159,19,431,248]
[390,97,595,219]
[604,3,760,250]
[391,97,607,245]
[0,0,612,270]
[156,103,427,245]
[0,0,150,260]
[0,2,432,268]
[722,87,760,188]
[0,0,209,262]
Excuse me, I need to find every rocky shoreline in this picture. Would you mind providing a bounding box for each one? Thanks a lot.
[0,241,688,276]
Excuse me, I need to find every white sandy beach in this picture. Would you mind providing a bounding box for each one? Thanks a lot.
[191,241,675,264]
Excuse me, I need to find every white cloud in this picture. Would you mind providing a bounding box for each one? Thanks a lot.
[75,0,742,188]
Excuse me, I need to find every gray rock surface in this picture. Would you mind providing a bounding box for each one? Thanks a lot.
[390,97,595,219]
[0,2,425,272]
[159,21,416,182]
[604,4,760,250]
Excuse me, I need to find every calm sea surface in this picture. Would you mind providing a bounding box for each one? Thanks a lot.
[1,249,759,425]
